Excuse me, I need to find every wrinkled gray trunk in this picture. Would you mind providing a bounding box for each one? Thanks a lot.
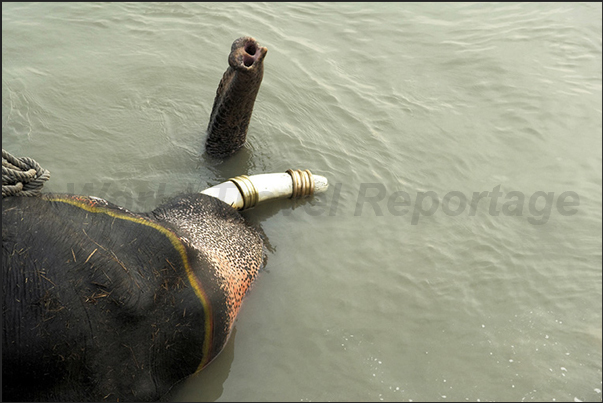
[205,37,267,158]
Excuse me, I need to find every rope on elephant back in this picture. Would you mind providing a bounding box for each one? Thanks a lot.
[2,149,51,198]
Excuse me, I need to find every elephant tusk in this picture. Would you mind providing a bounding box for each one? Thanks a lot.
[200,169,329,210]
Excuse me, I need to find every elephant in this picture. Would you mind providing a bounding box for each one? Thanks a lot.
[2,36,325,401]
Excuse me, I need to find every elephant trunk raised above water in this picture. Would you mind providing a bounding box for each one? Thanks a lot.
[206,36,268,158]
[2,37,326,402]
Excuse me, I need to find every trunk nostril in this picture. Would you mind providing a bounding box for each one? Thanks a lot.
[243,42,258,67]
[244,43,257,55]
[243,54,254,67]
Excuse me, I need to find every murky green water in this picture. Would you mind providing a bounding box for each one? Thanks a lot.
[3,2,601,401]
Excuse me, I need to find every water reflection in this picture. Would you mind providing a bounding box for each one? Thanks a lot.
[166,327,238,402]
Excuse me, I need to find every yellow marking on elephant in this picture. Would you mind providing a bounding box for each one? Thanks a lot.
[46,196,214,370]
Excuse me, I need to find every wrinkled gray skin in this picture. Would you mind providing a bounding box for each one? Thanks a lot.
[2,36,270,402]
[206,36,268,158]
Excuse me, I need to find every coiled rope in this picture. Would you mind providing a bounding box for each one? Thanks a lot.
[2,149,51,198]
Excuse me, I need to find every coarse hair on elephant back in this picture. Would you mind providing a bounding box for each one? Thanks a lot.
[2,193,264,401]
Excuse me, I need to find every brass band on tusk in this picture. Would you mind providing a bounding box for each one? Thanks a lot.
[286,169,315,199]
[229,175,259,210]
[226,170,317,211]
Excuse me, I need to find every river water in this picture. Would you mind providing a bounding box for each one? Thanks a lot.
[2,3,601,402]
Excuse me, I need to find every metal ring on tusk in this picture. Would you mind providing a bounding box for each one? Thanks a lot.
[286,169,315,199]
[202,171,327,209]
[287,169,300,199]
[229,175,259,210]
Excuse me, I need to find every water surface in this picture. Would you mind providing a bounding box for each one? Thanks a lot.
[2,2,601,401]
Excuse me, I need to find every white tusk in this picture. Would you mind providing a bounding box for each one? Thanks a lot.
[201,169,328,210]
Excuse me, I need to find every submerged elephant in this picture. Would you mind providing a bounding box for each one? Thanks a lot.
[2,37,326,401]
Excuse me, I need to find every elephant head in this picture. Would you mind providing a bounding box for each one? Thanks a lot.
[2,37,326,401]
